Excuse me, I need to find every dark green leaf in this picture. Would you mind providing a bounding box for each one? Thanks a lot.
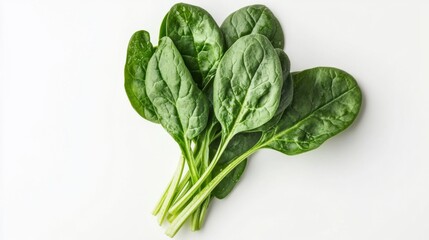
[221,5,284,49]
[210,132,262,199]
[213,34,283,137]
[251,49,293,132]
[275,49,293,115]
[161,3,225,89]
[145,37,209,143]
[159,12,168,40]
[124,30,158,123]
[262,67,362,155]
[213,160,247,199]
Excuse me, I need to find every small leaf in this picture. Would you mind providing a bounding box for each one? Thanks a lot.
[221,5,284,49]
[161,3,225,89]
[124,30,158,123]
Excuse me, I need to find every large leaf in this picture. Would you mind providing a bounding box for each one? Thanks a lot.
[220,5,284,49]
[262,67,362,155]
[161,3,225,90]
[213,34,283,137]
[124,30,158,123]
[145,37,209,143]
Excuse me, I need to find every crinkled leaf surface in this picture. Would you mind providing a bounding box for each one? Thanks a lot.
[124,30,158,123]
[161,3,225,90]
[252,49,293,132]
[145,37,209,143]
[220,4,284,49]
[262,67,362,155]
[213,34,283,137]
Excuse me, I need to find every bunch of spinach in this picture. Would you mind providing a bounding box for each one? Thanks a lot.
[125,3,362,237]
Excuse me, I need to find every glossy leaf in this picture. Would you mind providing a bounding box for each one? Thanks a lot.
[213,34,283,137]
[145,37,209,143]
[220,5,284,49]
[262,67,362,155]
[124,30,158,123]
[161,3,225,89]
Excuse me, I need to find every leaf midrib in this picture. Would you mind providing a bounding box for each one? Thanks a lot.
[262,86,358,147]
[225,38,266,136]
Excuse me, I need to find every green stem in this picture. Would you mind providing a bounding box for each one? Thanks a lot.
[197,134,213,228]
[152,179,171,215]
[168,134,233,215]
[165,145,259,237]
[190,130,212,230]
[167,181,191,223]
[171,173,190,204]
[198,195,212,227]
[183,139,199,183]
[191,207,201,231]
[157,156,185,224]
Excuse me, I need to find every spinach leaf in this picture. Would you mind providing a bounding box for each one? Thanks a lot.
[161,3,225,90]
[210,49,292,196]
[145,36,209,144]
[213,34,283,137]
[220,5,284,49]
[251,49,293,132]
[210,132,262,199]
[124,30,158,123]
[261,67,362,155]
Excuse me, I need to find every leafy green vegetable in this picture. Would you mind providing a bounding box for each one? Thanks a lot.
[125,4,363,237]
[261,67,362,154]
[220,4,284,49]
[145,36,209,143]
[124,30,158,123]
[145,35,209,192]
[213,34,283,137]
[161,3,225,90]
[145,36,210,223]
[209,48,292,198]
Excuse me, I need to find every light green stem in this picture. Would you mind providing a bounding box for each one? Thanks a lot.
[171,173,190,204]
[168,134,233,215]
[198,196,212,227]
[190,207,201,231]
[152,180,171,215]
[165,145,259,237]
[157,156,185,224]
[183,139,199,183]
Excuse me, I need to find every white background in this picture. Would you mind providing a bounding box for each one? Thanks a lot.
[1,0,428,239]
